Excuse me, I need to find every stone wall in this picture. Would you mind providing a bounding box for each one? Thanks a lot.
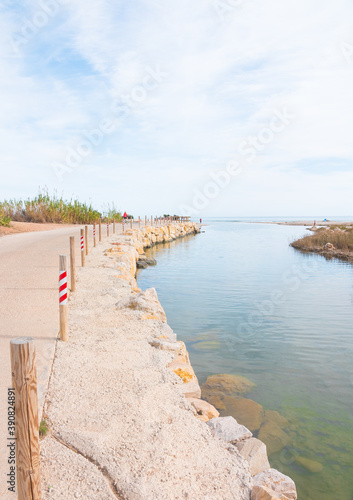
[106,223,298,500]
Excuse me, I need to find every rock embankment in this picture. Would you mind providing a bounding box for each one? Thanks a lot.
[40,223,297,499]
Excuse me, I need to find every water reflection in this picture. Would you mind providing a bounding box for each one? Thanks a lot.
[138,222,353,500]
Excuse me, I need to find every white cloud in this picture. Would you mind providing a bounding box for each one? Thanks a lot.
[0,0,353,215]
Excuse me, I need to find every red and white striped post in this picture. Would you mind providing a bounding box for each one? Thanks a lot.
[59,255,68,342]
[93,224,96,247]
[107,220,110,237]
[70,236,76,292]
[85,225,88,255]
[99,220,102,242]
[80,229,85,267]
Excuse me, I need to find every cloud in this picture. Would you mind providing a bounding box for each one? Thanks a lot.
[0,0,353,215]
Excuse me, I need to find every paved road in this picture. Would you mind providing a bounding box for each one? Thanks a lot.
[0,221,132,498]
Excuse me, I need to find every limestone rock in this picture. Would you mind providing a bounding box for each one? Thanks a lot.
[116,288,166,322]
[187,398,220,422]
[172,341,190,365]
[180,380,201,398]
[168,361,196,384]
[251,485,289,499]
[149,339,180,353]
[253,469,297,500]
[258,421,290,456]
[295,456,323,473]
[202,374,256,396]
[262,410,289,429]
[204,393,226,411]
[157,323,177,342]
[222,397,263,432]
[207,416,252,443]
[236,438,270,475]
[168,356,201,399]
[136,260,148,269]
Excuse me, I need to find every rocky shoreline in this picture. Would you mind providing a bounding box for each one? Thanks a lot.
[40,222,297,499]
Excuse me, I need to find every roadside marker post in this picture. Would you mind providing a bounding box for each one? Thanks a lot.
[10,337,42,500]
[130,218,133,229]
[85,225,88,255]
[99,220,102,242]
[59,255,68,342]
[107,220,110,237]
[70,236,76,292]
[122,219,125,232]
[113,219,116,234]
[80,229,85,267]
[93,224,96,247]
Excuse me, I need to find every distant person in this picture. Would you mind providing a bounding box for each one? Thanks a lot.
[123,212,127,219]
[200,218,202,223]
[314,220,316,226]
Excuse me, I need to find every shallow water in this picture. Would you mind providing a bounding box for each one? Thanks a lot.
[137,221,353,500]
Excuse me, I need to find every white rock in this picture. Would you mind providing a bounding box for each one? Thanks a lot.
[235,438,270,475]
[207,416,253,443]
[253,469,297,500]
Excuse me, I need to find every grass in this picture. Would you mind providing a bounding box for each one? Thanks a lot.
[291,227,353,252]
[39,419,49,437]
[0,189,122,225]
[0,212,11,227]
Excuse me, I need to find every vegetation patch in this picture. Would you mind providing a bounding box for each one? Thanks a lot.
[39,419,49,437]
[291,227,353,253]
[0,189,122,225]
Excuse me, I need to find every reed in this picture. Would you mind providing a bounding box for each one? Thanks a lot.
[291,227,353,252]
[0,189,122,225]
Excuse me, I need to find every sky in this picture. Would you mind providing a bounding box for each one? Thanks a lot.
[1,0,353,217]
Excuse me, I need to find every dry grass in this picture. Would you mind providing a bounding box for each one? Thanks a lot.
[0,190,122,225]
[291,227,353,252]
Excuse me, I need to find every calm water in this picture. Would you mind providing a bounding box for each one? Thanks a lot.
[137,220,353,500]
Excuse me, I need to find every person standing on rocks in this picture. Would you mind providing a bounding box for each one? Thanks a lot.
[123,211,128,220]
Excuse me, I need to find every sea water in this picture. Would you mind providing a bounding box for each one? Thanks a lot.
[137,219,353,500]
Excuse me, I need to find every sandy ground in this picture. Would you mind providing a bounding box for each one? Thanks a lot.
[268,221,353,227]
[0,222,135,500]
[0,221,78,237]
[39,226,253,499]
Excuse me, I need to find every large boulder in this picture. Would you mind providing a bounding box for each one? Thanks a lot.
[187,398,219,422]
[207,416,252,443]
[251,485,288,499]
[295,456,323,473]
[202,374,256,396]
[222,397,264,432]
[235,438,270,476]
[116,288,166,322]
[168,359,201,399]
[258,422,290,456]
[180,380,201,399]
[252,469,297,500]
[262,410,289,429]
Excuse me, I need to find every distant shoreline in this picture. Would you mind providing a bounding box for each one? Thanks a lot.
[252,220,353,227]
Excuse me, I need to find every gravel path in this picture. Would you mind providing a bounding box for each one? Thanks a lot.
[40,225,253,499]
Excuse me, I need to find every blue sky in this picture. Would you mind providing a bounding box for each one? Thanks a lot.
[1,0,353,216]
